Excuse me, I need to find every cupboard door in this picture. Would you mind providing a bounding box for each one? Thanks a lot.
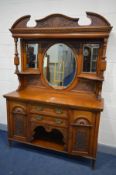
[71,118,94,156]
[11,106,27,140]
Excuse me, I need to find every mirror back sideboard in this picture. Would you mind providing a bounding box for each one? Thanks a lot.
[4,12,112,168]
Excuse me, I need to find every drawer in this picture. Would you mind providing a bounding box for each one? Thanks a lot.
[29,104,67,118]
[30,114,68,128]
[71,110,95,124]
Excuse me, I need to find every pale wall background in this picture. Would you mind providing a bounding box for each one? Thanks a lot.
[0,0,116,147]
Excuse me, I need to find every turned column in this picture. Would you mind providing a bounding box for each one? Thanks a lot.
[14,38,19,73]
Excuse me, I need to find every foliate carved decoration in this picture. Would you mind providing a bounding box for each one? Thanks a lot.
[11,15,31,28]
[96,81,102,99]
[102,38,108,60]
[10,12,112,36]
[12,106,26,115]
[44,125,53,133]
[87,12,110,26]
[75,118,90,126]
[36,15,79,28]
[99,38,108,77]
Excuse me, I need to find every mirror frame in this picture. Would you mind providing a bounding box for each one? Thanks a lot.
[42,43,77,90]
[21,40,40,72]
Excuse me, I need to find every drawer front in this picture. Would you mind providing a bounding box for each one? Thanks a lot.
[29,104,67,118]
[30,114,68,128]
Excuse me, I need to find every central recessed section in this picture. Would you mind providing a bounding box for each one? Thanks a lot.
[43,43,76,89]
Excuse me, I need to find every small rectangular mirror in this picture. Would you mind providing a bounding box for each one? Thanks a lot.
[25,42,39,69]
[83,44,99,72]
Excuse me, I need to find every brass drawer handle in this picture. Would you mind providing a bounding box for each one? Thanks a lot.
[55,108,63,114]
[55,118,63,124]
[36,115,43,120]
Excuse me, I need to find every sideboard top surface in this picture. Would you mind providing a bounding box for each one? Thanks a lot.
[4,88,103,111]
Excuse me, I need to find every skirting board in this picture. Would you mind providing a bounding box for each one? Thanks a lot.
[0,123,7,131]
[0,123,116,156]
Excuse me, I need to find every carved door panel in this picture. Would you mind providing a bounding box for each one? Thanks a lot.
[70,118,94,156]
[12,106,27,140]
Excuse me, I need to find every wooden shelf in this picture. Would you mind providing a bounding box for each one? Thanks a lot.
[77,73,104,81]
[31,139,65,152]
[17,71,41,75]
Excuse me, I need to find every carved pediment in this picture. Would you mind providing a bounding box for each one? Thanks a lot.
[10,12,112,38]
[35,14,79,28]
[11,12,112,29]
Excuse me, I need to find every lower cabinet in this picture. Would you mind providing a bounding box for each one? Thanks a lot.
[70,119,94,156]
[9,102,27,141]
[13,110,27,137]
[7,100,100,168]
[69,110,95,156]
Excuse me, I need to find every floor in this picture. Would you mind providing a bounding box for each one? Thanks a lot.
[0,130,116,175]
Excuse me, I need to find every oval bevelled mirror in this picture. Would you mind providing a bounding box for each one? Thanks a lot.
[43,43,76,88]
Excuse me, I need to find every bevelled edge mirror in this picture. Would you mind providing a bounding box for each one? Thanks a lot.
[26,43,38,69]
[83,44,100,73]
[43,43,76,89]
[21,40,40,71]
